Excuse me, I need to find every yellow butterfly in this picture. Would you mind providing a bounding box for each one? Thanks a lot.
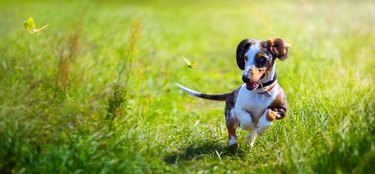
[24,16,49,35]
[183,56,197,69]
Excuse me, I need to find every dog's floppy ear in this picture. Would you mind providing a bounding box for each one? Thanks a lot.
[266,38,290,61]
[236,39,254,70]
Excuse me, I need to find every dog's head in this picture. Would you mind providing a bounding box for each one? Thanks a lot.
[236,38,290,90]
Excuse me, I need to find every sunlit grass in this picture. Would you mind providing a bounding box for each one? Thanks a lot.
[0,0,374,173]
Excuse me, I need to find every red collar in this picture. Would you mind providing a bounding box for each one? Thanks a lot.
[257,82,277,96]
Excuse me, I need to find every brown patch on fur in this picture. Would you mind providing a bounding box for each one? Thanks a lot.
[271,38,290,60]
[269,93,283,108]
[250,67,264,83]
[264,60,273,77]
[253,48,274,80]
[267,39,273,48]
[225,88,240,146]
[227,118,237,139]
[266,110,278,121]
[268,89,287,120]
[261,38,290,60]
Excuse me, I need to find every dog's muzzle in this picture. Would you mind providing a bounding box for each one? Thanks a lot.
[242,75,251,83]
[242,74,265,90]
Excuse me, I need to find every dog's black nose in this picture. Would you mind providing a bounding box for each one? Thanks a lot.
[242,75,250,83]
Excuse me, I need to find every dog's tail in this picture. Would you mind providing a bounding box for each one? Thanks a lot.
[176,83,230,101]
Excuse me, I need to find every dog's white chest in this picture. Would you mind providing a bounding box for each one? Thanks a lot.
[235,84,277,118]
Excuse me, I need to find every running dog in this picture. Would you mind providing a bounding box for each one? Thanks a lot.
[177,38,290,149]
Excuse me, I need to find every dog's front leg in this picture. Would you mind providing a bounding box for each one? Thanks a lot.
[258,91,288,134]
[257,109,276,134]
[257,105,287,134]
[232,108,255,131]
[228,108,256,148]
[246,129,258,147]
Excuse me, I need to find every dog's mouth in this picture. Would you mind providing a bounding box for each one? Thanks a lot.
[246,82,259,90]
[246,74,265,90]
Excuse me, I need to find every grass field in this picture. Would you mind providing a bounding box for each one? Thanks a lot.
[0,0,374,173]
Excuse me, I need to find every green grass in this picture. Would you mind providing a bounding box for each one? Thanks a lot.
[0,0,374,173]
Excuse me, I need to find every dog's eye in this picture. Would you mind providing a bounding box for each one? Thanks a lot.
[259,57,266,63]
[244,57,248,61]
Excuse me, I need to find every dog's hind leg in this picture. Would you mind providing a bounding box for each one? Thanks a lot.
[227,117,239,149]
[224,90,240,149]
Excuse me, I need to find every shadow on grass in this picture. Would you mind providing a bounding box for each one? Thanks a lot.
[164,140,245,164]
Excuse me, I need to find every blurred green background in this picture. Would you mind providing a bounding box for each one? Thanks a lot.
[0,0,374,173]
